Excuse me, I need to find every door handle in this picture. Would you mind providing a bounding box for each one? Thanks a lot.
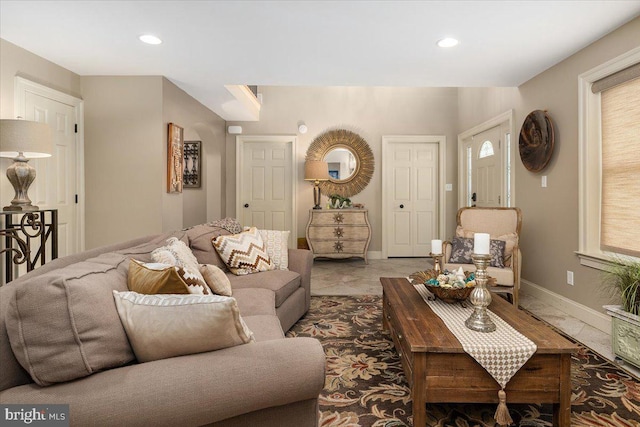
[399,204,404,209]
[244,203,249,208]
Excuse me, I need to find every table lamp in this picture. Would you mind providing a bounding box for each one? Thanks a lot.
[0,119,53,211]
[304,160,329,209]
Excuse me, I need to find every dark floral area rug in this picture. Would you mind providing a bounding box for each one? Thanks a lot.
[286,295,640,427]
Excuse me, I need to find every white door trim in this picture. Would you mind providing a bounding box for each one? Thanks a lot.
[381,135,446,259]
[14,76,85,252]
[235,135,298,241]
[457,110,515,210]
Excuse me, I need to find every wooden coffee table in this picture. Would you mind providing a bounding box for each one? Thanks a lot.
[380,277,576,427]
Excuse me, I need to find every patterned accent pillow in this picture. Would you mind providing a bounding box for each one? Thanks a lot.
[448,237,506,268]
[129,259,210,295]
[151,237,208,291]
[455,226,517,267]
[249,229,290,270]
[199,264,232,296]
[212,227,275,275]
[113,291,254,363]
[207,217,243,235]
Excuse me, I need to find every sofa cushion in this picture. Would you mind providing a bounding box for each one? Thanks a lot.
[113,292,254,363]
[232,288,277,316]
[227,270,301,308]
[243,315,285,341]
[5,256,135,386]
[199,264,232,296]
[186,224,231,269]
[213,227,275,275]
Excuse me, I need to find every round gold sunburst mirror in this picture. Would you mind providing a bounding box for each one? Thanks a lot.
[306,129,374,197]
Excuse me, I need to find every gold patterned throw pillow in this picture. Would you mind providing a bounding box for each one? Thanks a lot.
[128,259,211,295]
[212,227,274,275]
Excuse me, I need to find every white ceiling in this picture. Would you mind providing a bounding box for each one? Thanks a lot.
[2,1,640,120]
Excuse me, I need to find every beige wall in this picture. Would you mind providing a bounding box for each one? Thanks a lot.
[161,77,226,229]
[457,17,640,313]
[0,39,82,208]
[226,86,460,251]
[82,76,164,248]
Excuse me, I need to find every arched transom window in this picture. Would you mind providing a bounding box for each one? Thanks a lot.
[479,140,495,158]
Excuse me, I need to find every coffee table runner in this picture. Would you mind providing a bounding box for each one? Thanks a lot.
[413,283,537,425]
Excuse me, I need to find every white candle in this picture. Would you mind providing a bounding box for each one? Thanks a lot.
[431,239,442,255]
[474,233,490,255]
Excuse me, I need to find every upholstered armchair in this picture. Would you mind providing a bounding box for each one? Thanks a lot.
[442,207,522,307]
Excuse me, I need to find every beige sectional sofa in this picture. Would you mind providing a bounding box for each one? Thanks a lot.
[0,224,325,426]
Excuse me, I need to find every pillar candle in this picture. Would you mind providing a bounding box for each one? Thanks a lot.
[474,233,490,255]
[431,239,442,255]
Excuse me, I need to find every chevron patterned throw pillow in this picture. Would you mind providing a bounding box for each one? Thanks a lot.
[212,227,275,275]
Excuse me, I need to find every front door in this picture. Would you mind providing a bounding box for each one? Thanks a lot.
[471,126,502,207]
[21,88,79,259]
[237,137,295,244]
[385,140,439,257]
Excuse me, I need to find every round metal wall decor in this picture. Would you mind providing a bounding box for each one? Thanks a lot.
[306,129,374,197]
[519,110,555,172]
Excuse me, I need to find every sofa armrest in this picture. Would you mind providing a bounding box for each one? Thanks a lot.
[0,337,325,427]
[288,249,313,311]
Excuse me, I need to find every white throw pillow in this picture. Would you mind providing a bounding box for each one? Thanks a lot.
[112,291,254,363]
[257,229,290,270]
[151,237,208,285]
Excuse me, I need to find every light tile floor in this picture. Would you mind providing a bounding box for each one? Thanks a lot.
[310,257,640,378]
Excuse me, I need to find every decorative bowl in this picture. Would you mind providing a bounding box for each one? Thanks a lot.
[409,269,476,304]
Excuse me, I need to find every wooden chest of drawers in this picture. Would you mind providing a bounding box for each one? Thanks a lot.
[305,209,371,263]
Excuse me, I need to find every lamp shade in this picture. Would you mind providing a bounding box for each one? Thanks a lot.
[304,160,329,181]
[0,119,53,159]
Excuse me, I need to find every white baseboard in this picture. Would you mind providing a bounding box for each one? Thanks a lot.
[367,251,383,260]
[521,279,611,334]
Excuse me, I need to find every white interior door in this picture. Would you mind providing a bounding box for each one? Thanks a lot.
[386,141,439,257]
[471,126,502,207]
[237,136,296,243]
[21,89,80,259]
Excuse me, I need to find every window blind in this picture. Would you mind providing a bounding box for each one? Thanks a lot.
[600,77,640,257]
[592,62,640,93]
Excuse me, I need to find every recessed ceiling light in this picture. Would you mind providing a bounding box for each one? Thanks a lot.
[437,38,459,48]
[139,34,162,45]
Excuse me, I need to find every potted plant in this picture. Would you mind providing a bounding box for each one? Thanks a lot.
[328,194,351,209]
[603,257,640,368]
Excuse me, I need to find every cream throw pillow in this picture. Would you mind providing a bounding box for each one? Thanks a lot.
[112,291,254,363]
[212,227,275,275]
[257,229,290,270]
[199,264,232,296]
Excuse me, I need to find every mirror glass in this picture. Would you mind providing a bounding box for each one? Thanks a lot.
[323,147,357,182]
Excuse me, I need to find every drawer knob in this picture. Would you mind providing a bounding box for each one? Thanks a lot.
[400,204,404,209]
